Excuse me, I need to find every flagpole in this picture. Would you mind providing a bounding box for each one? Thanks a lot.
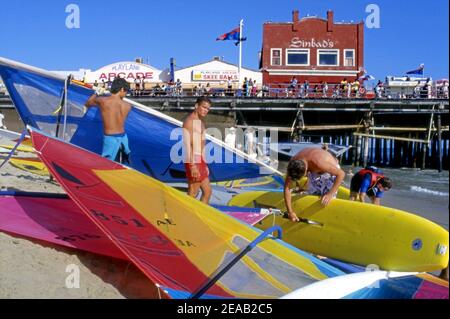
[239,19,243,88]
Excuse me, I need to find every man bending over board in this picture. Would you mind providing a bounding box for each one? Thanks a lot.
[284,147,345,222]
[85,78,132,164]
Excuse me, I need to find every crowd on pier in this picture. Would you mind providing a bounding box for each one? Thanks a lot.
[2,76,447,100]
[118,76,450,100]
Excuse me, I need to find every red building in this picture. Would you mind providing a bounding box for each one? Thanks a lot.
[261,9,364,85]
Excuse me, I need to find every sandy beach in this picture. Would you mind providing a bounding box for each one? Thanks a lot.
[0,144,164,299]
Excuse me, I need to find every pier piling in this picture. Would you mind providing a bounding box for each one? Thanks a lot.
[437,113,443,173]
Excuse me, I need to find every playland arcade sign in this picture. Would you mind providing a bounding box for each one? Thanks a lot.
[86,62,161,83]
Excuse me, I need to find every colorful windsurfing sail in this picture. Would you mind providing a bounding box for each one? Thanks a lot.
[0,190,269,258]
[317,257,449,299]
[2,189,447,299]
[215,175,285,192]
[281,270,449,299]
[0,128,33,146]
[0,57,280,182]
[27,127,343,299]
[0,191,126,260]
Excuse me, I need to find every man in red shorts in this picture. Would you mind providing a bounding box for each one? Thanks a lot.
[182,96,212,204]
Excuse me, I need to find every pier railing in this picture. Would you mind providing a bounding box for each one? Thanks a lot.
[0,93,448,170]
[123,82,449,100]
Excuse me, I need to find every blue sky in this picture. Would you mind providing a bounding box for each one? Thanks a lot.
[0,0,448,80]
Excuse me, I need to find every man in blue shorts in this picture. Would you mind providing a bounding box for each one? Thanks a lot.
[85,77,132,164]
[349,167,392,206]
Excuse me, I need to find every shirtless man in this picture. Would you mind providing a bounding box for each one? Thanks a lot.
[85,77,132,164]
[284,147,345,222]
[182,96,212,204]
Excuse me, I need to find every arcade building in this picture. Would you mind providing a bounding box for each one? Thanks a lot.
[260,9,364,85]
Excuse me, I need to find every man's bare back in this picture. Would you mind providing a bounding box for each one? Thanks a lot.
[84,78,132,163]
[87,95,131,135]
[291,148,339,174]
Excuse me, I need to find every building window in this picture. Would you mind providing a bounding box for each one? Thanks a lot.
[286,49,310,66]
[317,49,339,66]
[344,49,355,67]
[271,48,282,66]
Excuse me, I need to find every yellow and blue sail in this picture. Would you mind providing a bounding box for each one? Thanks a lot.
[28,127,344,299]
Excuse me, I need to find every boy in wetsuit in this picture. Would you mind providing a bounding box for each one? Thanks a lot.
[85,77,132,164]
[349,167,392,206]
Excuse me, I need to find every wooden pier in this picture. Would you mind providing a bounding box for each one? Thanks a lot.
[1,95,448,170]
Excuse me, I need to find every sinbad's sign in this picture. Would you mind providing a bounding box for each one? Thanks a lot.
[87,62,162,82]
[290,37,335,48]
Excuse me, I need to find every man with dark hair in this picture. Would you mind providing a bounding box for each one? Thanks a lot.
[286,159,307,181]
[85,77,132,164]
[349,166,392,206]
[182,96,212,204]
[284,148,345,222]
